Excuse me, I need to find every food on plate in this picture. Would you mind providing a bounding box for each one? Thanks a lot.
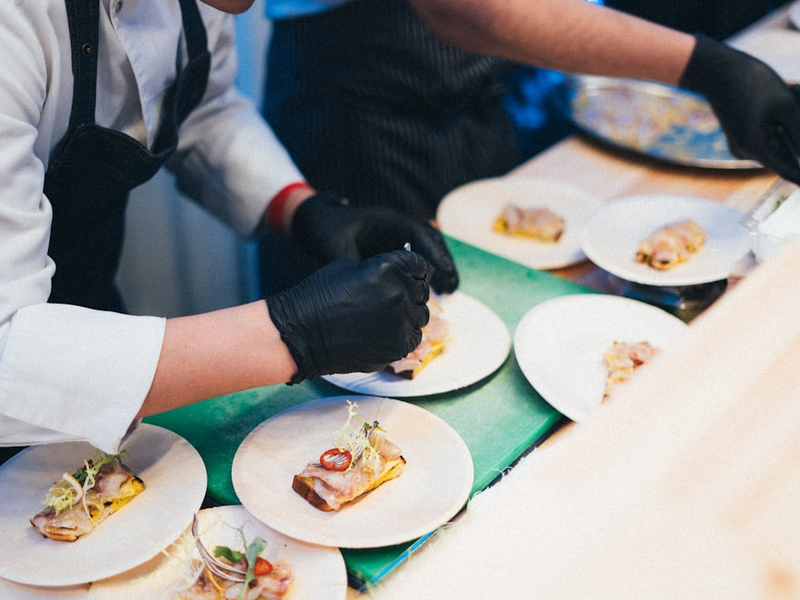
[493,204,565,242]
[572,81,720,153]
[603,341,660,399]
[386,299,452,379]
[635,219,706,270]
[292,400,405,511]
[182,519,293,600]
[30,450,145,542]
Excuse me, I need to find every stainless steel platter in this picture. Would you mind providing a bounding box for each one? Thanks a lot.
[552,75,761,170]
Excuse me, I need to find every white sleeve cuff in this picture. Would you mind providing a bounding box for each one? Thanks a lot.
[0,304,166,453]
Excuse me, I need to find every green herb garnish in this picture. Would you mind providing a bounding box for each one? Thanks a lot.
[212,535,268,600]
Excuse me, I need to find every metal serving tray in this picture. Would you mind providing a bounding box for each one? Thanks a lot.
[552,75,761,170]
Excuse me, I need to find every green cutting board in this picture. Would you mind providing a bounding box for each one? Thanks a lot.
[145,236,593,587]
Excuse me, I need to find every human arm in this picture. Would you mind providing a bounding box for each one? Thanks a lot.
[135,301,296,418]
[410,0,800,184]
[0,7,164,453]
[140,249,433,415]
[409,0,693,84]
[162,7,459,292]
[0,5,427,453]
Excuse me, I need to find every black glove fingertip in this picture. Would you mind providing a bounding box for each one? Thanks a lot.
[431,268,459,295]
[395,248,434,282]
[418,300,430,329]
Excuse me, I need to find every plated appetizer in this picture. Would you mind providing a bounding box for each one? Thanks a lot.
[182,515,293,600]
[603,341,660,399]
[386,299,452,379]
[292,401,405,512]
[30,450,144,542]
[493,203,565,243]
[635,219,706,270]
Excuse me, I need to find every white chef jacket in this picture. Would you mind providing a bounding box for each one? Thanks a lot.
[0,0,303,453]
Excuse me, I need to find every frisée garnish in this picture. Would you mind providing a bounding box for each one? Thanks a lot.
[42,449,130,517]
[331,400,384,474]
[42,472,84,516]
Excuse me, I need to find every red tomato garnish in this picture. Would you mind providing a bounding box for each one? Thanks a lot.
[253,556,274,576]
[319,448,352,471]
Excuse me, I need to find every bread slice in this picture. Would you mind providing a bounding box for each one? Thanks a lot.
[385,339,447,380]
[292,455,406,511]
[386,298,451,379]
[30,458,145,542]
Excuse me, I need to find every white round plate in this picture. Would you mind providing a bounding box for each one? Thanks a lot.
[791,1,800,31]
[88,505,347,600]
[580,194,749,286]
[232,396,474,549]
[323,291,510,398]
[0,578,88,600]
[0,424,207,587]
[514,294,688,422]
[730,29,800,83]
[436,177,603,269]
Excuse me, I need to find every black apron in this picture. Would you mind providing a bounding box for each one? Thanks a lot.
[259,0,519,293]
[0,0,210,469]
[44,0,210,311]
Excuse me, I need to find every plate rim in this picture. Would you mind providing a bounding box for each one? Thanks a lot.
[514,293,688,422]
[87,504,348,600]
[790,1,800,30]
[322,291,511,397]
[436,176,605,270]
[580,193,749,286]
[0,424,207,587]
[232,395,474,549]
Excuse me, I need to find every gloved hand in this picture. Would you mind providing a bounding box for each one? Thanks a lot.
[267,249,432,384]
[290,191,458,294]
[679,35,800,185]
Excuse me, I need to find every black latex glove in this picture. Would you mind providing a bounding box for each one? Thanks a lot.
[679,35,800,185]
[267,250,432,384]
[290,191,458,294]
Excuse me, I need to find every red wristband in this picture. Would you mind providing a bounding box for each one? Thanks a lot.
[267,182,313,236]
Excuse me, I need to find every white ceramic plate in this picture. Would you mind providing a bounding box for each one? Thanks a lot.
[791,1,800,31]
[88,505,347,600]
[323,292,510,398]
[232,396,474,549]
[731,28,800,83]
[580,194,749,286]
[0,578,88,600]
[0,425,207,587]
[514,294,688,422]
[436,177,603,269]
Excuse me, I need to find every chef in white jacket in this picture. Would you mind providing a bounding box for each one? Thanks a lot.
[0,0,457,455]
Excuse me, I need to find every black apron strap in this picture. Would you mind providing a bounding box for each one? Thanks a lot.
[179,0,208,61]
[44,0,211,310]
[153,0,211,152]
[63,0,99,127]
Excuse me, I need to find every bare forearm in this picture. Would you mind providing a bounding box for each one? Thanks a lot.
[411,0,694,85]
[136,300,296,417]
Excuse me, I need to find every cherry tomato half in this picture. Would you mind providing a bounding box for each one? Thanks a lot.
[253,556,274,576]
[319,448,352,471]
